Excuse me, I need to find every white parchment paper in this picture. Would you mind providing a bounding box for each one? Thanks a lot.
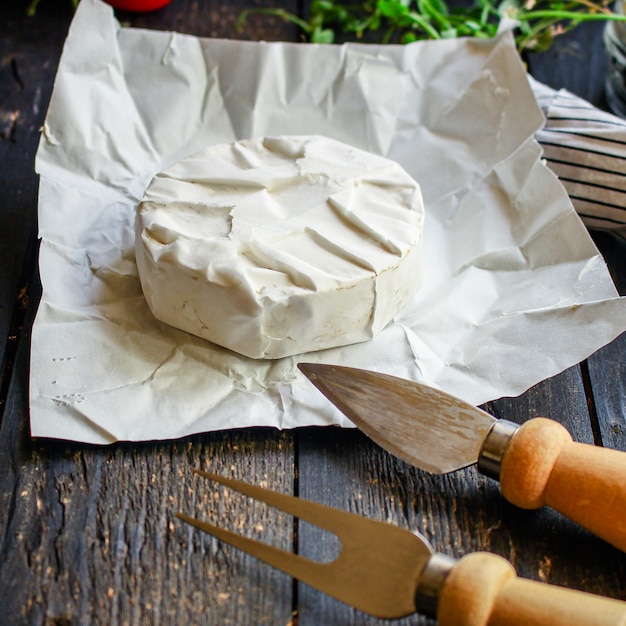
[31,0,626,444]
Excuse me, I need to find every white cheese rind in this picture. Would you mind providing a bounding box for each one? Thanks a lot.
[135,135,424,359]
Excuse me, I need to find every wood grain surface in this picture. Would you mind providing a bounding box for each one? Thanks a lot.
[1,1,625,625]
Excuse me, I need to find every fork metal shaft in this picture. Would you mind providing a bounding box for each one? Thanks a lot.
[415,553,455,617]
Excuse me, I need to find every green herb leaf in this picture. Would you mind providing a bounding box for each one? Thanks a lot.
[378,0,409,19]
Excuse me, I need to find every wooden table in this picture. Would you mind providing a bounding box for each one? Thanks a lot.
[2,1,625,624]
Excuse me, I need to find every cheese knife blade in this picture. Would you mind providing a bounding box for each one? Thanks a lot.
[298,362,626,552]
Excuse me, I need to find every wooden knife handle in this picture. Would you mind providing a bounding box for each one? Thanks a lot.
[437,552,626,626]
[498,417,626,552]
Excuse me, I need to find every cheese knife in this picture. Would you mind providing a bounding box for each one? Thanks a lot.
[298,362,626,552]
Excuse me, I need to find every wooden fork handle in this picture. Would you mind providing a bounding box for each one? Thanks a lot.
[497,417,626,552]
[436,552,626,626]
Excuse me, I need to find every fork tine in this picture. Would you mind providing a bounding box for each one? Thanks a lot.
[176,511,330,588]
[191,469,362,535]
[177,470,431,619]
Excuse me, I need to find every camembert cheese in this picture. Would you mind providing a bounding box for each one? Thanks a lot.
[135,135,424,359]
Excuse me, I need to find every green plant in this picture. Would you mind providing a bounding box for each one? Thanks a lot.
[237,0,626,53]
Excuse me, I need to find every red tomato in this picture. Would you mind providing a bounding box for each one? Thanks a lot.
[104,0,172,11]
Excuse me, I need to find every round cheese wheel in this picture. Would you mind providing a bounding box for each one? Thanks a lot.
[135,135,424,359]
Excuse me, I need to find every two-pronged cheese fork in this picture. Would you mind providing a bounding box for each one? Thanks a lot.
[176,470,626,625]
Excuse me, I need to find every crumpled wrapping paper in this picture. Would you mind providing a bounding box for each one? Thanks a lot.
[30,0,626,444]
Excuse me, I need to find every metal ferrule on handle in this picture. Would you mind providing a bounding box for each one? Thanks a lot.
[414,552,456,618]
[477,419,520,480]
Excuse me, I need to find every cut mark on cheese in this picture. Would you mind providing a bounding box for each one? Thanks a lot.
[262,136,307,159]
[326,194,403,256]
[304,227,377,273]
[144,224,177,246]
[242,239,319,292]
[157,174,268,191]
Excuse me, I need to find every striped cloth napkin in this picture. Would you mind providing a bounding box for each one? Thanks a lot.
[530,76,626,239]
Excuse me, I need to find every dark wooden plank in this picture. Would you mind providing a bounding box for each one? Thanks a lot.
[0,279,297,624]
[585,233,626,452]
[587,331,626,451]
[489,365,594,445]
[0,1,72,383]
